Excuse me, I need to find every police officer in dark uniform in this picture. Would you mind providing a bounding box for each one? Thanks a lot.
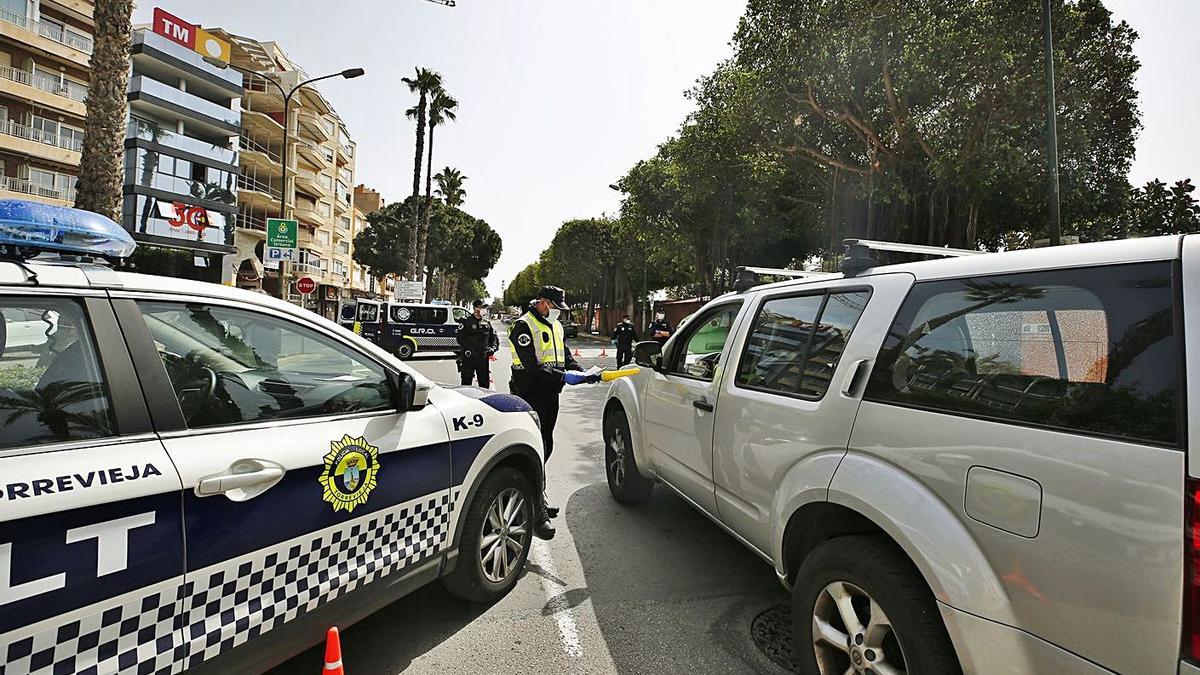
[509,286,589,534]
[456,299,499,387]
[648,312,672,345]
[611,314,638,368]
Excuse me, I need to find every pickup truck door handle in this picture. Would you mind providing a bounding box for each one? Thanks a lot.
[693,397,714,412]
[196,459,285,502]
[841,358,872,398]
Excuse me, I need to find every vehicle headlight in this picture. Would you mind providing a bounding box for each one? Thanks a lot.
[527,410,541,430]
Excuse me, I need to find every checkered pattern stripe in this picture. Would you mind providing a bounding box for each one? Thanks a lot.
[2,489,463,675]
[412,337,459,349]
[2,582,181,675]
[181,490,455,668]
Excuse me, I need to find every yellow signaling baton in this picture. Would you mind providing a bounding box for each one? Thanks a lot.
[600,367,641,382]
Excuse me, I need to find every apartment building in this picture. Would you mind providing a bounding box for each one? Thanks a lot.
[209,29,367,319]
[0,0,92,205]
[352,183,387,299]
[123,25,241,283]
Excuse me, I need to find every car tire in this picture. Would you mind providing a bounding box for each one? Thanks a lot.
[442,467,534,603]
[396,339,415,360]
[605,410,654,504]
[793,536,960,675]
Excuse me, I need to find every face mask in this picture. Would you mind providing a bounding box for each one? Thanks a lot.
[548,308,561,322]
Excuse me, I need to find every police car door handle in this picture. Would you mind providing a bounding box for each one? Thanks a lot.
[196,460,285,501]
[693,397,714,412]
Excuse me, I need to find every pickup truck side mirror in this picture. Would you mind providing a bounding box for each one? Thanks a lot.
[633,340,663,371]
[389,370,430,411]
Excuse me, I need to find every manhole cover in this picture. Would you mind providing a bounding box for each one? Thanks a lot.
[751,604,798,672]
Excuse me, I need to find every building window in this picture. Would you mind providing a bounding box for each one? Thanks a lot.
[125,148,236,204]
[337,240,350,255]
[318,201,332,217]
[122,194,230,246]
[316,230,330,246]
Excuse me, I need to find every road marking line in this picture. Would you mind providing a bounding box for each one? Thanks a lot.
[531,540,582,658]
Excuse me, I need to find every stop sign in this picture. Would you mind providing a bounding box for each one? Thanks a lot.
[295,277,317,295]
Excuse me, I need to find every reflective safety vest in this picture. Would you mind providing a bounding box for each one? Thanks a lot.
[509,311,566,369]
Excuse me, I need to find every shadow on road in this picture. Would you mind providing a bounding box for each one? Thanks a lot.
[267,580,494,675]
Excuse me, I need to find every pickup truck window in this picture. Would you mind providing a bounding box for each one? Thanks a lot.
[865,262,1180,447]
[736,290,870,399]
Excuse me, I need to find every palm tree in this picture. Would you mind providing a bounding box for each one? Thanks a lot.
[74,0,134,220]
[400,67,443,279]
[0,380,111,442]
[434,167,467,207]
[418,90,458,287]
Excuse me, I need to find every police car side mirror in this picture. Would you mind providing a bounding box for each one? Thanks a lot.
[633,341,663,371]
[389,370,428,412]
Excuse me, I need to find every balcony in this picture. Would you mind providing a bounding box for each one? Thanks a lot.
[294,138,330,170]
[0,8,92,66]
[0,120,81,165]
[129,120,237,166]
[129,76,240,134]
[238,210,269,234]
[293,200,327,227]
[0,65,87,116]
[0,175,75,205]
[294,168,325,198]
[241,100,284,136]
[237,173,285,212]
[296,108,331,143]
[238,132,288,177]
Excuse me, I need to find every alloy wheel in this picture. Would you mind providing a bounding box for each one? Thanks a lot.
[608,427,627,487]
[811,580,907,675]
[479,487,528,583]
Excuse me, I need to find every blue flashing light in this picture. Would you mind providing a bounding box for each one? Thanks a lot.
[0,199,136,259]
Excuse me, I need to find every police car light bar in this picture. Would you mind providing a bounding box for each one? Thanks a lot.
[0,199,136,260]
[841,238,978,277]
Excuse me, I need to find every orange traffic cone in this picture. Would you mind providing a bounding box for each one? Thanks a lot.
[324,627,344,675]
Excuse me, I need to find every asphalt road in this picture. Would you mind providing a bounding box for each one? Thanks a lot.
[271,326,791,674]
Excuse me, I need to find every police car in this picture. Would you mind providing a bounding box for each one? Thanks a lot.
[0,200,547,673]
[338,300,466,360]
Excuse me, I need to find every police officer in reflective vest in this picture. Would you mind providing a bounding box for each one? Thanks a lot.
[509,286,585,528]
[456,299,498,387]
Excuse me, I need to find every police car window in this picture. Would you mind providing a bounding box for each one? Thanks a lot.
[736,290,869,399]
[865,262,1181,446]
[453,307,469,321]
[389,305,447,325]
[137,301,392,428]
[669,303,741,381]
[0,298,115,450]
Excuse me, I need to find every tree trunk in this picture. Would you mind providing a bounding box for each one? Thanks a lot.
[408,95,427,279]
[418,122,436,297]
[75,0,133,220]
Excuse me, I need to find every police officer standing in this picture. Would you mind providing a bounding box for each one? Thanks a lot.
[509,286,591,536]
[456,299,498,387]
[611,314,638,368]
[648,311,672,345]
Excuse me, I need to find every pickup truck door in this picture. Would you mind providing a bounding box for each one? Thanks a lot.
[640,301,745,515]
[710,274,913,554]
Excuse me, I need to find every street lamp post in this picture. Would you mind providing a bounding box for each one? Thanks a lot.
[205,56,364,299]
[1042,0,1061,246]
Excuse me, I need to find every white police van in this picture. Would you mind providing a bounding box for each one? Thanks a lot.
[0,200,547,673]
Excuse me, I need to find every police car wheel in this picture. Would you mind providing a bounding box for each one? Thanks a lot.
[443,467,533,602]
[396,341,415,360]
[605,410,653,504]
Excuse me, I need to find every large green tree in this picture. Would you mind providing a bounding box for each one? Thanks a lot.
[434,167,467,207]
[352,198,416,282]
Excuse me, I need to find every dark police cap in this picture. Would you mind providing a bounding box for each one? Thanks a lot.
[472,299,485,308]
[535,285,570,310]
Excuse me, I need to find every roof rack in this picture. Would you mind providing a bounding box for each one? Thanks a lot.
[733,266,837,292]
[841,239,979,277]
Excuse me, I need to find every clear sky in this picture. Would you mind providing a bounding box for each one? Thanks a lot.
[134,1,1197,298]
